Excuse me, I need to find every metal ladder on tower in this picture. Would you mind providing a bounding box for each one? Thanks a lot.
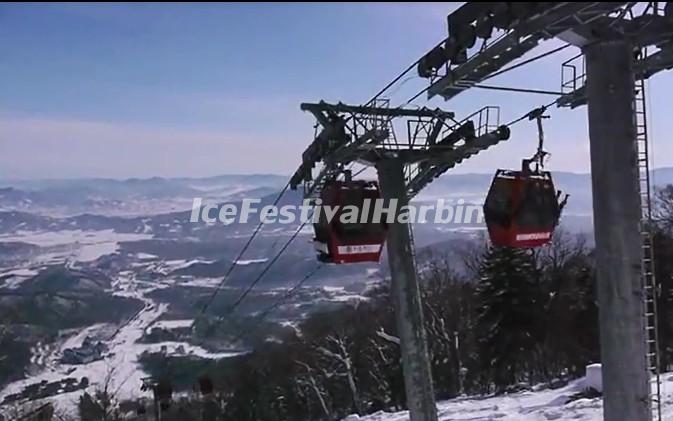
[634,48,662,421]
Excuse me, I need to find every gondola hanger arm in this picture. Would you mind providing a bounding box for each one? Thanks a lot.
[524,105,551,172]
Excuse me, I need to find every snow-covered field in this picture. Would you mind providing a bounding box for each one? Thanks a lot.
[163,258,217,270]
[342,376,673,421]
[0,293,167,413]
[0,267,41,289]
[322,286,369,303]
[0,271,242,417]
[0,229,153,263]
[151,319,194,330]
[235,258,269,265]
[135,341,240,359]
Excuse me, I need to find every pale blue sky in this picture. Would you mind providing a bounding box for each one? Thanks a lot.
[1,3,672,179]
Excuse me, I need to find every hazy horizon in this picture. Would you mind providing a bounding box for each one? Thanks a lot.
[3,166,673,183]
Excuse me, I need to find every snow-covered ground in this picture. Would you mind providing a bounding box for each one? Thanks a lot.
[0,290,167,413]
[0,267,41,289]
[321,286,369,303]
[235,258,269,265]
[342,376,673,421]
[175,276,231,289]
[135,341,240,359]
[0,229,153,263]
[151,319,194,330]
[0,268,40,277]
[0,271,243,417]
[163,258,217,270]
[136,252,158,260]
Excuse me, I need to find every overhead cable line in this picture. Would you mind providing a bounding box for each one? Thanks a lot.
[363,37,448,106]
[255,264,323,320]
[194,181,291,319]
[197,35,570,330]
[231,264,323,342]
[466,84,564,96]
[482,43,572,82]
[211,216,313,325]
[196,40,441,325]
[504,98,559,127]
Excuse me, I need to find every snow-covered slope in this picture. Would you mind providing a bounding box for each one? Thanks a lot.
[342,375,673,421]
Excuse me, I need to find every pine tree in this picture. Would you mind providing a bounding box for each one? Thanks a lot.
[475,245,543,392]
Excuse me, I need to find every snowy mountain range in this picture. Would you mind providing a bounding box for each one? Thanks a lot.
[3,168,673,220]
[0,174,287,217]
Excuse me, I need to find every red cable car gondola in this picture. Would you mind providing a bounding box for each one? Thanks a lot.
[483,108,568,248]
[484,164,564,248]
[313,178,387,264]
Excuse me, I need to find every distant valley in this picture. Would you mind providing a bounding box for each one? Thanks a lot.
[1,169,672,413]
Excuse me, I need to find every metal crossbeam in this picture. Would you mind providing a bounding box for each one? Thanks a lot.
[290,101,509,199]
[300,102,454,119]
[428,2,626,100]
[559,43,673,108]
[406,106,507,197]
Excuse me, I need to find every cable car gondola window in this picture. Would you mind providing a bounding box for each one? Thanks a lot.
[515,178,558,230]
[484,174,515,228]
[312,179,387,264]
[334,187,385,240]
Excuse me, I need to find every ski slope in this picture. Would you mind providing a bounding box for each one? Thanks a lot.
[342,375,673,421]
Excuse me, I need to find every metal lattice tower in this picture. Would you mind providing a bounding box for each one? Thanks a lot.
[634,47,662,421]
[290,4,673,420]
